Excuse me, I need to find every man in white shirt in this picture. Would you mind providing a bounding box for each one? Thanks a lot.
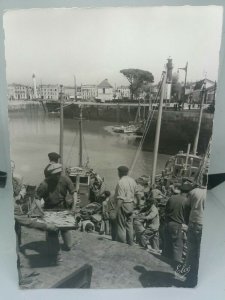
[114,166,138,245]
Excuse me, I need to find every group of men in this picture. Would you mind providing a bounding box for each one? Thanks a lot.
[110,165,207,287]
[13,153,206,287]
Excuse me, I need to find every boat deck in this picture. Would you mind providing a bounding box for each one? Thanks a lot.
[19,227,183,289]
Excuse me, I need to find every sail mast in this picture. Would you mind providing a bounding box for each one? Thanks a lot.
[151,70,167,186]
[74,75,77,101]
[79,105,83,167]
[59,84,64,166]
[143,98,146,122]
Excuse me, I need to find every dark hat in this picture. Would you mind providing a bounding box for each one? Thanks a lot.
[180,181,193,192]
[118,166,129,174]
[104,190,111,197]
[145,196,155,206]
[84,222,94,232]
[48,152,60,162]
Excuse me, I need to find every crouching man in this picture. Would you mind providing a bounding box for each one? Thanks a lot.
[133,197,160,252]
[35,163,77,263]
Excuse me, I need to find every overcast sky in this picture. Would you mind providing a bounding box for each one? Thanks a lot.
[3,6,223,87]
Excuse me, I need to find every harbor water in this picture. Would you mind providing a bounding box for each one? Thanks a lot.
[9,105,170,191]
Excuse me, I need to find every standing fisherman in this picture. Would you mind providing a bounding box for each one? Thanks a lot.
[44,152,61,178]
[114,166,138,246]
[164,183,190,267]
[184,174,207,287]
[35,163,77,263]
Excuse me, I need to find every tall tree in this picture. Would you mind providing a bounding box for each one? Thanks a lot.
[120,69,154,100]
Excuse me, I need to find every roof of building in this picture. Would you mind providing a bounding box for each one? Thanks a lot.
[194,80,204,90]
[81,84,97,88]
[8,83,28,87]
[40,84,59,88]
[98,79,113,89]
[194,78,215,90]
[117,85,130,89]
[64,86,75,89]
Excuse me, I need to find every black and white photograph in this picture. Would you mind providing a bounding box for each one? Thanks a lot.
[2,5,223,289]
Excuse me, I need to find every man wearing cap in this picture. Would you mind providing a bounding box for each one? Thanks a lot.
[114,166,138,245]
[36,163,77,263]
[44,152,61,178]
[164,183,191,267]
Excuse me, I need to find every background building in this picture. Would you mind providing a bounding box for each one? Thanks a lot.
[64,86,75,101]
[114,86,130,100]
[7,83,29,100]
[38,84,60,100]
[191,79,216,104]
[97,79,113,102]
[81,84,97,101]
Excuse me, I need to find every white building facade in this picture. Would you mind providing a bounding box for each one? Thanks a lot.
[7,84,30,100]
[64,86,75,100]
[81,85,97,101]
[38,84,60,100]
[115,86,130,100]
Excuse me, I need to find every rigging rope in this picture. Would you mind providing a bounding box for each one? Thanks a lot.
[129,72,165,176]
[64,115,90,169]
[65,132,77,167]
[195,136,212,186]
[82,134,90,168]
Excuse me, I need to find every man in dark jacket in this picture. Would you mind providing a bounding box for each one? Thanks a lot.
[36,163,77,263]
[184,174,207,287]
[164,183,190,266]
[44,152,61,178]
[133,198,160,250]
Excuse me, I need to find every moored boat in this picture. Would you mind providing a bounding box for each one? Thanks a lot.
[112,123,143,134]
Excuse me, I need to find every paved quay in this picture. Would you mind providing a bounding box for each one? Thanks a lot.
[19,227,183,289]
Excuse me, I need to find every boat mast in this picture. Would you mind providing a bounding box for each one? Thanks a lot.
[143,98,146,122]
[79,105,83,167]
[138,99,141,122]
[151,69,167,186]
[59,84,64,166]
[148,85,152,116]
[192,82,206,155]
[74,75,77,101]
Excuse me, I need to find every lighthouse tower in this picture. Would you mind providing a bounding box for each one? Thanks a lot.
[165,57,173,102]
[32,73,38,99]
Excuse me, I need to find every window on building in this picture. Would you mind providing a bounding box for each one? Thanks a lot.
[103,88,105,94]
